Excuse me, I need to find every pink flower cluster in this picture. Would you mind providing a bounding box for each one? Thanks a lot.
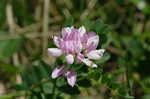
[48,26,105,87]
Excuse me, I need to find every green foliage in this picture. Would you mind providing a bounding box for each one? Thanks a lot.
[0,38,23,59]
[0,64,22,73]
[0,0,150,99]
[58,85,80,95]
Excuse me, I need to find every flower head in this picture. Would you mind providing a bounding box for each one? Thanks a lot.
[48,26,105,87]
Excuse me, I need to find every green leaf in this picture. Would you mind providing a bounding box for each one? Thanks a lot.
[56,78,66,87]
[76,96,93,99]
[58,84,80,95]
[0,64,22,72]
[117,88,128,97]
[0,0,8,28]
[111,83,122,90]
[22,71,34,87]
[11,84,28,91]
[77,78,91,88]
[142,94,150,99]
[64,17,74,27]
[33,65,48,81]
[88,68,103,80]
[101,74,114,85]
[12,0,35,26]
[0,39,23,59]
[42,82,53,94]
[0,92,25,99]
[90,19,111,35]
[45,94,63,99]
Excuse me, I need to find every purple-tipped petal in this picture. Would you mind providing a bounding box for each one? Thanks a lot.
[87,49,105,60]
[81,32,96,49]
[87,50,100,60]
[48,48,62,57]
[79,26,86,37]
[65,54,74,64]
[86,35,99,51]
[82,58,92,66]
[80,34,88,49]
[82,58,97,68]
[51,66,65,78]
[66,71,76,87]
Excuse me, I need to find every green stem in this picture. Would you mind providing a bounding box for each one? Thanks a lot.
[126,64,132,96]
[52,79,57,99]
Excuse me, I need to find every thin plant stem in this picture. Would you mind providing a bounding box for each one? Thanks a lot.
[126,63,132,96]
[43,0,50,54]
[52,79,57,99]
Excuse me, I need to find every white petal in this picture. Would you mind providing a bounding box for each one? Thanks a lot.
[87,50,101,60]
[97,49,105,56]
[53,36,60,47]
[82,58,97,68]
[92,64,98,68]
[71,26,74,29]
[65,54,74,64]
[66,71,76,87]
[87,49,105,60]
[62,27,72,38]
[79,26,86,36]
[48,48,62,57]
[82,58,92,66]
[51,66,65,78]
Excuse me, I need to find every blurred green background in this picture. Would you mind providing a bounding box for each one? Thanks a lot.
[0,0,150,99]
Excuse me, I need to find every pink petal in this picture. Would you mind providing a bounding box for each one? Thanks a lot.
[77,53,84,62]
[74,40,82,53]
[63,41,75,53]
[87,32,96,38]
[78,26,86,37]
[67,29,79,40]
[65,54,74,64]
[48,48,62,57]
[66,71,76,87]
[51,66,65,78]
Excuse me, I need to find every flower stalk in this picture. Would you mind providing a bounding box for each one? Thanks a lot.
[52,79,57,99]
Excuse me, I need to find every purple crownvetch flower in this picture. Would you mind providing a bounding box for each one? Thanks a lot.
[48,26,105,87]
